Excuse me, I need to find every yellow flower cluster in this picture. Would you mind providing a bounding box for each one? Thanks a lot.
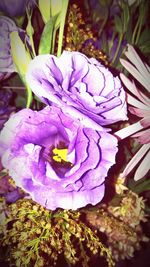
[64,4,108,64]
[0,198,114,267]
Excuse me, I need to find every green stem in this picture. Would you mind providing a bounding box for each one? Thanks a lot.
[29,35,36,58]
[112,33,124,65]
[135,18,143,45]
[52,25,58,54]
[98,10,108,38]
[108,32,115,55]
[57,0,69,57]
[26,83,33,108]
[26,9,36,57]
[131,16,140,44]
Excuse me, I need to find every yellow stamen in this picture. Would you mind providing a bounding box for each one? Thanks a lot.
[52,148,68,163]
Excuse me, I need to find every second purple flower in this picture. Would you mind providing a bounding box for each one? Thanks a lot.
[26,51,128,128]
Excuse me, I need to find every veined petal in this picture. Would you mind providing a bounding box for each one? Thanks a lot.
[0,106,118,210]
[26,51,127,127]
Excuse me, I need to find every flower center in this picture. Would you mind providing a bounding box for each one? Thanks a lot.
[49,142,73,177]
[52,147,68,163]
[51,146,73,177]
[52,147,73,167]
[43,141,73,177]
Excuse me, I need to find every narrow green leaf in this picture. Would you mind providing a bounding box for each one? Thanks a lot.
[57,0,69,57]
[128,178,150,194]
[134,179,150,194]
[50,0,62,17]
[38,0,50,24]
[138,28,150,45]
[123,3,130,32]
[38,15,58,55]
[10,31,33,107]
[114,16,123,34]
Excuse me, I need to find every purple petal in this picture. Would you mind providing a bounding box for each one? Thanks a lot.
[0,106,118,210]
[26,51,128,127]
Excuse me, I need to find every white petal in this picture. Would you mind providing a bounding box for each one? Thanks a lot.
[134,149,150,181]
[122,143,150,177]
[120,73,150,107]
[115,121,144,139]
[127,94,149,110]
[125,45,150,79]
[120,59,150,92]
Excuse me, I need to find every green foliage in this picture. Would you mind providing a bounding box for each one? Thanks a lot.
[38,15,58,55]
[84,0,150,67]
[114,15,123,34]
[128,178,150,195]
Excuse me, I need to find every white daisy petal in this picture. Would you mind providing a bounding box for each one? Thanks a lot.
[120,59,150,92]
[125,44,150,78]
[115,121,144,139]
[127,94,149,110]
[120,73,150,106]
[122,143,150,177]
[134,149,150,181]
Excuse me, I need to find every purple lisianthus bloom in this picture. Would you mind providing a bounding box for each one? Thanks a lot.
[0,106,118,210]
[0,0,36,17]
[0,16,32,81]
[0,89,15,130]
[0,16,17,81]
[26,51,128,130]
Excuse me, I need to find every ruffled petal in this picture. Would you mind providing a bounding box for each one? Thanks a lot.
[0,106,118,210]
[26,51,128,127]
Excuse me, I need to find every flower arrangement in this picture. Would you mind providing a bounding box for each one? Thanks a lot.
[0,1,149,267]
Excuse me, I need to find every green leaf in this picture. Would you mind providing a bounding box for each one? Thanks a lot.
[134,179,150,194]
[122,3,130,32]
[57,0,69,57]
[10,31,33,107]
[128,178,150,194]
[38,0,51,24]
[139,43,150,54]
[138,28,150,45]
[114,15,123,33]
[99,0,112,6]
[38,15,58,55]
[50,0,62,17]
[15,95,26,108]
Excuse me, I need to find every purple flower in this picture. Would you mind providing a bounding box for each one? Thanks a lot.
[0,106,118,210]
[0,16,32,82]
[0,0,36,17]
[26,51,128,129]
[0,89,15,130]
[0,16,17,81]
